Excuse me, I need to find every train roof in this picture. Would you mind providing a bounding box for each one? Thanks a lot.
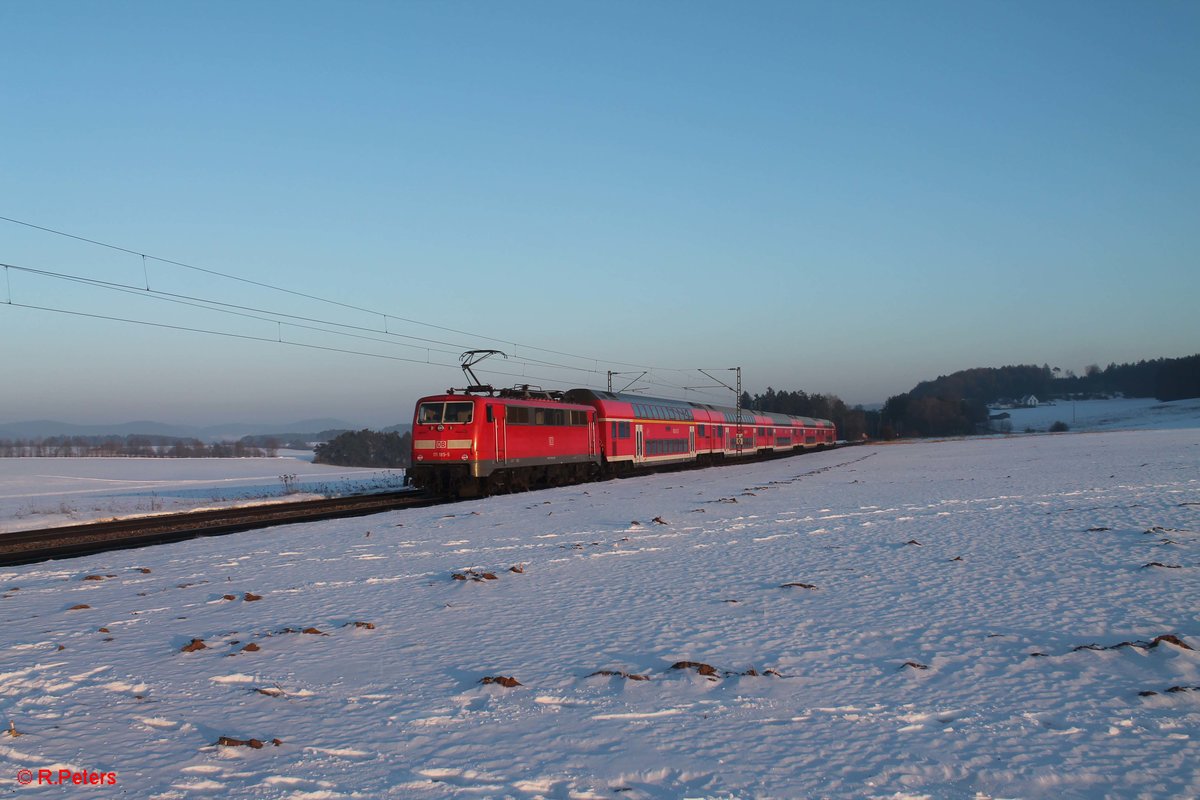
[563,389,833,428]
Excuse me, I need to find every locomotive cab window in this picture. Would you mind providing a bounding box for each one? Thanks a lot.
[446,403,473,423]
[418,402,473,425]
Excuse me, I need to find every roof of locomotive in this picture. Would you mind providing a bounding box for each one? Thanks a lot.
[416,390,593,409]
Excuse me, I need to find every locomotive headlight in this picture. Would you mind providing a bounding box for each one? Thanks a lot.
[461,454,469,461]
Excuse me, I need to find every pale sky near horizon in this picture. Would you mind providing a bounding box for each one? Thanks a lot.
[2,1,1197,427]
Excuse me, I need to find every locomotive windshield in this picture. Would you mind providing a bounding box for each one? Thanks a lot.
[417,401,474,425]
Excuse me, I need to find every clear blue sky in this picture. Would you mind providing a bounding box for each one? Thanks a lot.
[2,0,1197,426]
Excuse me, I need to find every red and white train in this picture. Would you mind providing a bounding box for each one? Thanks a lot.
[407,385,836,497]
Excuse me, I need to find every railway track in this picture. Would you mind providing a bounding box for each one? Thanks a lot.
[0,491,440,567]
[0,444,859,567]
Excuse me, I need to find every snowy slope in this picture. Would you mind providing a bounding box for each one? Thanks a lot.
[998,397,1200,433]
[1,428,1197,798]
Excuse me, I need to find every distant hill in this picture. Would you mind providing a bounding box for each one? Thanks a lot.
[0,418,365,443]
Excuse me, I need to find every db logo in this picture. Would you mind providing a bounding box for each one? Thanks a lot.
[435,440,448,449]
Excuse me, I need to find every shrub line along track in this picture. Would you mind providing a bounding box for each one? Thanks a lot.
[0,491,441,567]
[1,444,861,567]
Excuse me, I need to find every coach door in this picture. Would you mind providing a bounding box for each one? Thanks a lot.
[635,424,644,464]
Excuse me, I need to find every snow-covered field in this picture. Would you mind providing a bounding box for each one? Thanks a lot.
[0,455,405,533]
[998,397,1200,433]
[2,422,1197,798]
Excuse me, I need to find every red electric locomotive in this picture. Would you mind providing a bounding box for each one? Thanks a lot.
[409,386,835,496]
[407,350,835,497]
[407,387,601,497]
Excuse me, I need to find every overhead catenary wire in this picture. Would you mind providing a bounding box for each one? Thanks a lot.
[0,214,689,374]
[0,260,718,394]
[2,292,730,401]
[12,298,724,399]
[4,300,460,369]
[0,216,735,402]
[3,261,481,361]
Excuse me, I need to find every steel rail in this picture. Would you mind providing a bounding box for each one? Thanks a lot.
[0,491,440,567]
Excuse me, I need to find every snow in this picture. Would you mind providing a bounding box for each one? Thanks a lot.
[0,455,405,533]
[0,410,1198,797]
[996,397,1200,433]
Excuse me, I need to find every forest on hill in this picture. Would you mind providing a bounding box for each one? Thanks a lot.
[314,430,411,468]
[0,434,280,458]
[878,354,1199,438]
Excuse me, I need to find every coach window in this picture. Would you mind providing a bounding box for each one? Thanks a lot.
[509,407,531,425]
